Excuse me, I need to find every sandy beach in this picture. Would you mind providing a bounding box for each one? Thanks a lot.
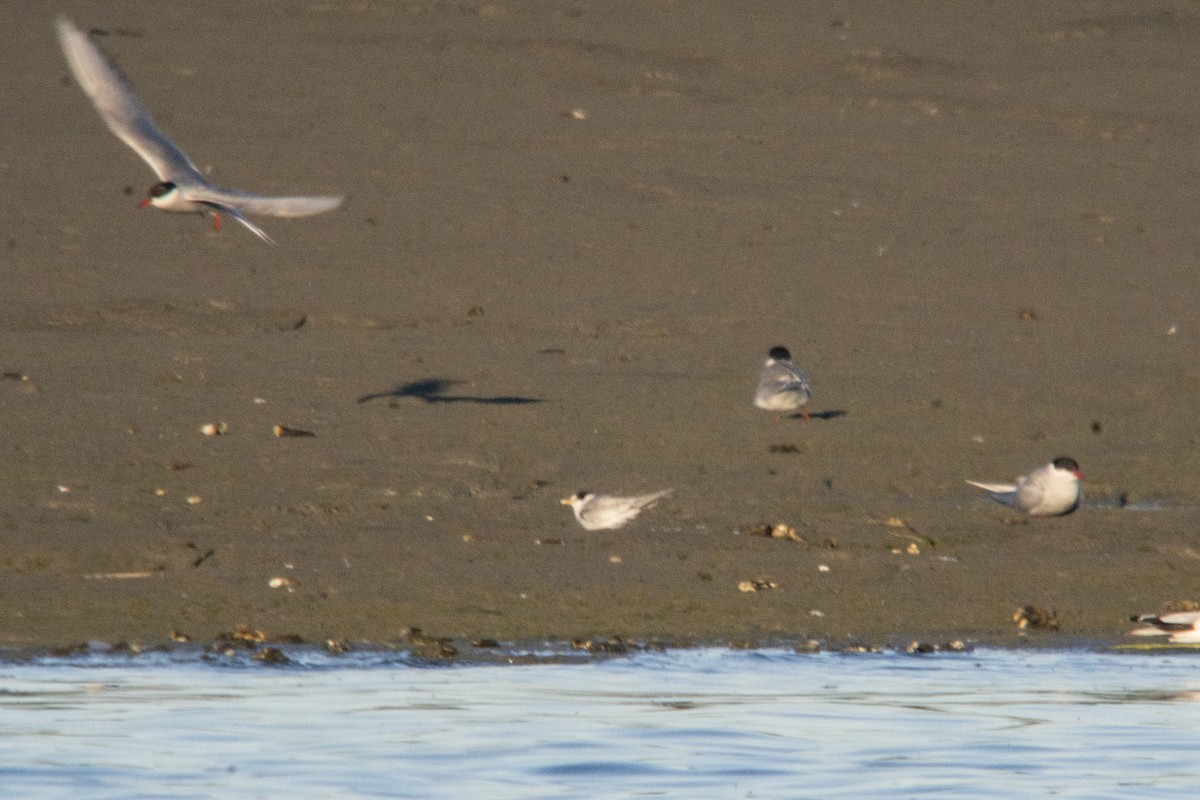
[3,0,1200,652]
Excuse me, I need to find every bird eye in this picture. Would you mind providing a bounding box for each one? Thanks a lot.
[149,181,176,198]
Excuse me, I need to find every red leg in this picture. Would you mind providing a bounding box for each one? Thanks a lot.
[211,213,222,233]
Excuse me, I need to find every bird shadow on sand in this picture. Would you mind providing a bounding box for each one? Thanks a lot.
[356,378,545,406]
[778,409,846,421]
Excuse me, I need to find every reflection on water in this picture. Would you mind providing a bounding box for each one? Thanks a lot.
[3,649,1200,798]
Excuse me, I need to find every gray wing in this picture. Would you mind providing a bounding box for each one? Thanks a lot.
[762,362,811,394]
[56,17,207,184]
[963,479,1018,507]
[580,491,670,529]
[189,187,345,219]
[631,489,673,509]
[587,496,636,516]
[1012,472,1046,513]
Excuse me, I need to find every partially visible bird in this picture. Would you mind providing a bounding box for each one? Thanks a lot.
[55,17,343,244]
[964,457,1083,517]
[560,489,673,531]
[1129,611,1200,643]
[754,346,812,420]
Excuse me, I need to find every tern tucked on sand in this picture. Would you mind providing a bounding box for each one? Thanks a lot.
[561,489,673,531]
[964,456,1083,517]
[1129,611,1200,644]
[754,346,812,420]
[56,17,343,244]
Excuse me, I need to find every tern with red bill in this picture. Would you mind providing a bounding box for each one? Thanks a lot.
[965,457,1083,517]
[56,17,343,244]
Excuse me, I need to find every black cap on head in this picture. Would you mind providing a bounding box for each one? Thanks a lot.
[148,181,176,198]
[1051,456,1080,473]
[574,490,590,499]
[767,346,791,360]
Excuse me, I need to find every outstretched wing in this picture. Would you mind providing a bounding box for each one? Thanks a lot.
[56,17,206,184]
[192,187,345,219]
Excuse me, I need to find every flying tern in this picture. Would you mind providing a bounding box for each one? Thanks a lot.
[56,17,343,244]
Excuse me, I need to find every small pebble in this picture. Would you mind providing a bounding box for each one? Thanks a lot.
[273,424,315,438]
[738,579,779,593]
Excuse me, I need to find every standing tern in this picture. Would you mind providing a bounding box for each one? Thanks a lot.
[964,456,1083,517]
[560,489,673,531]
[56,17,343,244]
[754,346,812,420]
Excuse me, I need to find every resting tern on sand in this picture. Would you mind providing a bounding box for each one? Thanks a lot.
[56,17,343,244]
[964,456,1083,517]
[561,489,673,531]
[754,346,812,420]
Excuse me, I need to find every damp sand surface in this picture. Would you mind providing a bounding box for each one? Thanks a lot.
[3,1,1200,651]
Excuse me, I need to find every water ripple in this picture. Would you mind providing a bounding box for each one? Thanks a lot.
[2,649,1200,798]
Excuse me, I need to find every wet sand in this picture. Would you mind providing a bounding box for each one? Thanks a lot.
[3,1,1200,652]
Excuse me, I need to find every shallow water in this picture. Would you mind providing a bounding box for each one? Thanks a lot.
[3,648,1200,798]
